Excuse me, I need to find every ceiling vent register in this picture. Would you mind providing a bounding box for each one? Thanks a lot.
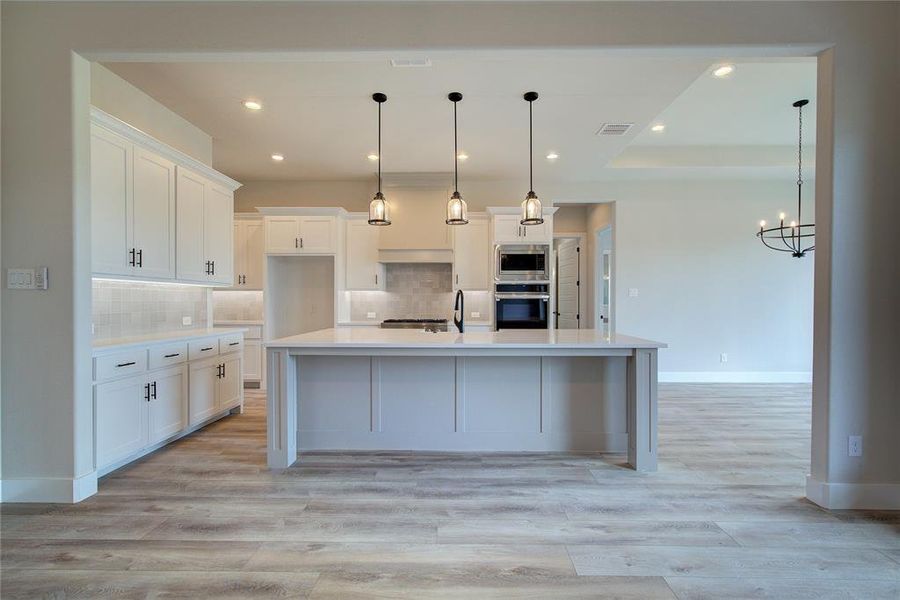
[595,123,634,136]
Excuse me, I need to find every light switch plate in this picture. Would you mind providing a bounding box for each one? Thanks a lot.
[7,267,48,290]
[471,311,481,318]
[628,288,639,297]
[848,435,863,457]
[182,316,192,326]
[367,312,377,319]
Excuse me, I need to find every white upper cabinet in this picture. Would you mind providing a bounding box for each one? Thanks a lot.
[346,217,384,290]
[176,166,234,286]
[491,211,554,244]
[233,216,264,289]
[90,108,240,285]
[264,215,337,255]
[91,124,176,279]
[452,215,491,290]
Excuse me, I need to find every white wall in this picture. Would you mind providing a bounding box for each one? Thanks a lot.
[610,181,814,380]
[91,63,212,166]
[1,1,898,507]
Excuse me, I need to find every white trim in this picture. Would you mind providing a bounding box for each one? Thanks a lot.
[90,107,241,191]
[659,371,811,383]
[806,476,900,510]
[256,206,347,217]
[2,471,98,504]
[487,206,559,216]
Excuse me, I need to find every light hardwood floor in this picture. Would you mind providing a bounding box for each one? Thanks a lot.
[2,384,898,599]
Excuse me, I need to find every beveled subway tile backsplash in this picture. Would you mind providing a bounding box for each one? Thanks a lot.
[92,280,209,341]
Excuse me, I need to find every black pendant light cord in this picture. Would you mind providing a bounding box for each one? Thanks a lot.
[454,99,459,192]
[529,98,534,193]
[377,100,382,194]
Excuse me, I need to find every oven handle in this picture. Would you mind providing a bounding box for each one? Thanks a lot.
[495,293,551,300]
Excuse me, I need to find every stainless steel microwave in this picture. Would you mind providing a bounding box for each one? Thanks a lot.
[495,244,550,282]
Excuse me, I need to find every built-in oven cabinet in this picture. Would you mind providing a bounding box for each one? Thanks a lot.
[492,214,554,244]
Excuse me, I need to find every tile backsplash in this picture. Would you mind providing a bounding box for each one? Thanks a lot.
[349,263,492,323]
[212,290,264,321]
[92,280,209,340]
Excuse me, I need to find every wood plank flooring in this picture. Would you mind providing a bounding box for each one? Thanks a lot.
[2,383,898,599]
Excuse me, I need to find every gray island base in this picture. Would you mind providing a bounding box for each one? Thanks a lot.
[266,328,666,472]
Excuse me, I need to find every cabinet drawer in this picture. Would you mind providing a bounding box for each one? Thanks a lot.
[219,333,244,354]
[94,349,147,382]
[188,337,220,360]
[149,342,188,370]
[244,325,263,340]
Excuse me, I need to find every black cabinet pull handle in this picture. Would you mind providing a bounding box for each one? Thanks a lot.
[211,260,215,275]
[129,248,136,267]
[201,346,213,352]
[116,361,136,368]
[136,249,143,267]
[164,353,180,358]
[222,363,226,378]
[151,381,158,399]
[295,237,299,248]
[300,237,304,249]
[229,342,239,346]
[144,383,150,402]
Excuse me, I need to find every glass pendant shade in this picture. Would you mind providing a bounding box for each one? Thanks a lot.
[368,191,390,226]
[446,191,468,225]
[521,190,543,225]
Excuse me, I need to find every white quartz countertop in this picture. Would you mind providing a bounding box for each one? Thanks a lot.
[267,327,666,350]
[93,327,248,354]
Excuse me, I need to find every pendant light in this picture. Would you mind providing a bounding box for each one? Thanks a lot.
[446,92,468,225]
[521,91,543,226]
[368,93,391,226]
[756,99,815,257]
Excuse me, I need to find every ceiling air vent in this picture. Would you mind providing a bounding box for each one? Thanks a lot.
[390,58,432,68]
[595,123,634,136]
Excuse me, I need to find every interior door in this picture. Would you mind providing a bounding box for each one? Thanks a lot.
[243,219,265,289]
[175,167,208,282]
[90,125,132,277]
[298,217,335,253]
[205,184,233,285]
[132,147,176,279]
[218,356,243,412]
[189,360,218,426]
[148,365,188,444]
[95,375,148,469]
[555,238,580,329]
[265,216,301,253]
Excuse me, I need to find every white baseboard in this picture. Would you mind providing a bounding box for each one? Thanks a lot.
[1,471,98,503]
[806,475,900,510]
[659,371,812,383]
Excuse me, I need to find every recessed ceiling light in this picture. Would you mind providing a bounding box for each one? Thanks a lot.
[651,124,666,133]
[271,153,284,162]
[713,64,735,78]
[242,100,263,111]
[367,154,379,161]
[457,152,469,161]
[546,152,559,160]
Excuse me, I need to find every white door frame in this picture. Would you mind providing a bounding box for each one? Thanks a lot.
[595,225,613,331]
[553,233,585,330]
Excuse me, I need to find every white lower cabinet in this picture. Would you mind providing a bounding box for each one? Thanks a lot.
[243,339,262,380]
[189,355,244,426]
[95,364,187,471]
[219,355,243,412]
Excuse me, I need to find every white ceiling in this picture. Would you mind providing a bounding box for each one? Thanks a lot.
[103,55,815,183]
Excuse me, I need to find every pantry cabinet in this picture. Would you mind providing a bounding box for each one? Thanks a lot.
[452,215,491,290]
[90,108,240,285]
[233,216,265,288]
[345,217,385,290]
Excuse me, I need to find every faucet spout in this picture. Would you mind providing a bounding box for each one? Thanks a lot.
[453,289,464,333]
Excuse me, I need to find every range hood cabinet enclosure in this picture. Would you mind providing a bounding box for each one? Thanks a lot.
[375,183,454,263]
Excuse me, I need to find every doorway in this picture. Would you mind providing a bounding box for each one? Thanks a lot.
[554,236,582,329]
[596,225,613,330]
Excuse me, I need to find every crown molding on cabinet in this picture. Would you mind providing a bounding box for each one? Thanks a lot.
[256,206,348,217]
[90,106,242,191]
[486,206,559,216]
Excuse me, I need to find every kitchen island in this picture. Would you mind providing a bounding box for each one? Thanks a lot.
[266,328,666,471]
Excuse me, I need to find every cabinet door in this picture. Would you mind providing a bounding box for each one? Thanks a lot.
[95,375,148,469]
[265,216,301,254]
[346,219,383,290]
[493,215,524,243]
[218,356,243,412]
[189,361,218,426]
[298,217,335,253]
[453,218,491,290]
[91,125,132,277]
[232,221,245,287]
[176,167,208,282]
[520,216,553,243]
[243,339,262,381]
[243,219,265,289]
[132,147,176,279]
[148,365,188,444]
[205,183,234,285]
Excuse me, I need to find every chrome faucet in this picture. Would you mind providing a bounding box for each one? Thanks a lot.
[453,289,464,333]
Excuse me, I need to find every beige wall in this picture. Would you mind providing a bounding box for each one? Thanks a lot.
[553,206,588,233]
[91,63,212,165]
[1,1,898,506]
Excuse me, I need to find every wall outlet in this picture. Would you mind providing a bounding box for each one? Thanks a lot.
[628,288,639,297]
[848,435,863,457]
[471,311,481,319]
[367,312,377,319]
[182,316,192,326]
[720,353,728,363]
